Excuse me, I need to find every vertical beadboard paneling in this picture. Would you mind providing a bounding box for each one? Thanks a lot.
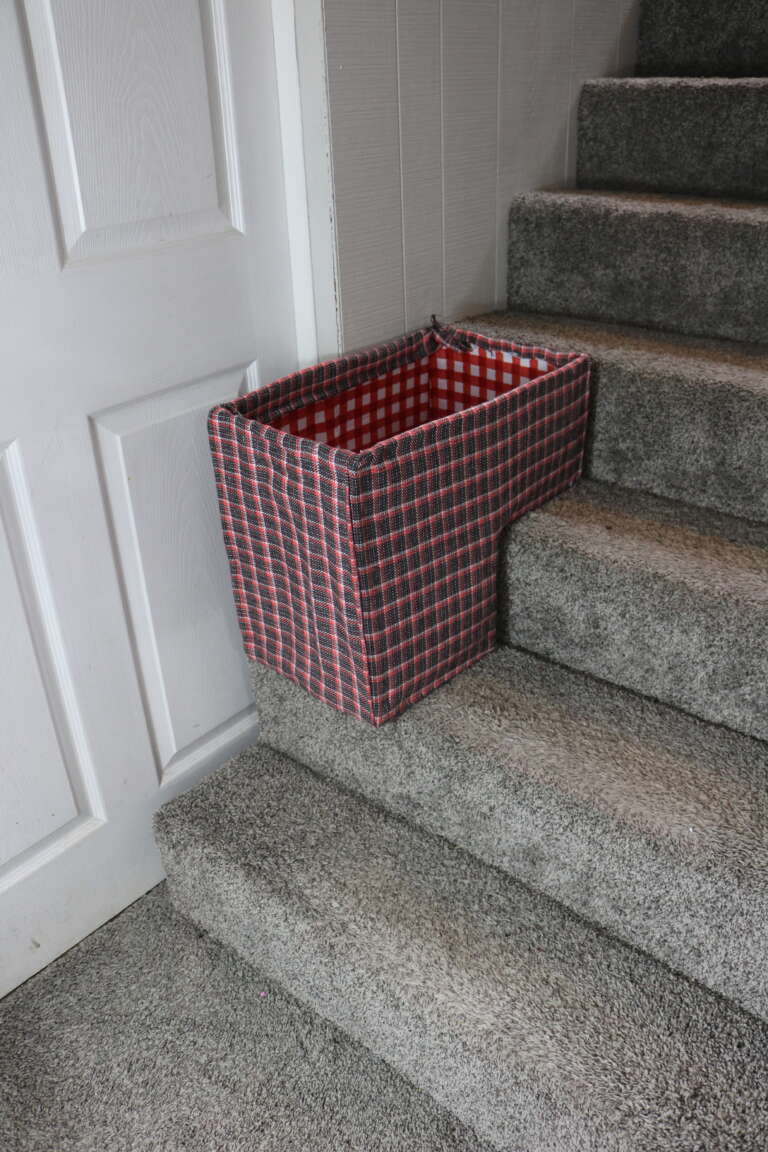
[396,0,443,329]
[323,0,640,337]
[617,0,641,74]
[497,0,573,305]
[324,0,405,348]
[442,0,500,319]
[566,0,629,182]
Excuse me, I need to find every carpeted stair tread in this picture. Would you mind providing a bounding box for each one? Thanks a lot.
[637,0,768,78]
[156,745,768,1152]
[577,78,768,200]
[0,886,490,1152]
[498,479,768,741]
[467,309,768,523]
[252,645,768,1020]
[507,190,768,345]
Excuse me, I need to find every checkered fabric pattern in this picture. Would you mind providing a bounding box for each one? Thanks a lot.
[209,321,591,726]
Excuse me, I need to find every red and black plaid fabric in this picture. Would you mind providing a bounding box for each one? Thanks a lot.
[209,321,591,726]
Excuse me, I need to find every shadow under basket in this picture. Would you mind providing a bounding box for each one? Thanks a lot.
[209,321,591,726]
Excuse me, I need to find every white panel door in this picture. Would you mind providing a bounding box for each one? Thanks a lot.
[0,0,308,995]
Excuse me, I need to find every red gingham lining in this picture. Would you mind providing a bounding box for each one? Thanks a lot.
[209,321,591,726]
[270,344,553,452]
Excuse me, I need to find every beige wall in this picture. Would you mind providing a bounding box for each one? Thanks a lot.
[323,0,640,349]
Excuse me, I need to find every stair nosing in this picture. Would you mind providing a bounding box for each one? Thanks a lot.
[468,310,768,391]
[511,187,768,222]
[583,76,768,90]
[518,480,768,601]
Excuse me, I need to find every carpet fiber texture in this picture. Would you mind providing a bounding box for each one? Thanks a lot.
[0,886,488,1152]
[507,190,768,345]
[637,0,768,77]
[251,646,768,1021]
[156,746,768,1152]
[577,78,768,200]
[498,480,768,742]
[468,310,768,524]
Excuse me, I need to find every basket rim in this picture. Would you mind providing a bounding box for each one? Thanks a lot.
[209,322,591,471]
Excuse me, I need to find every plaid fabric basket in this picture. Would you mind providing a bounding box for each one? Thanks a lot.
[209,321,591,726]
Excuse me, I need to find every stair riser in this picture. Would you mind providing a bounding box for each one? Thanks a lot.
[637,0,768,77]
[507,196,768,345]
[161,849,524,1150]
[252,654,768,1021]
[587,364,768,522]
[578,80,768,200]
[498,517,768,743]
[156,749,768,1151]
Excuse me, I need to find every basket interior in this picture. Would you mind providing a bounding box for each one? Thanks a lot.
[270,341,555,452]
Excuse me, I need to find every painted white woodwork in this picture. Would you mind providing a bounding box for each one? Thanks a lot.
[0,0,328,996]
[323,0,642,347]
[291,0,341,361]
[92,367,258,786]
[271,0,321,367]
[23,0,243,262]
[0,442,96,869]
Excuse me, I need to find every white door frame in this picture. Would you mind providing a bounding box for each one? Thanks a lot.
[272,0,341,364]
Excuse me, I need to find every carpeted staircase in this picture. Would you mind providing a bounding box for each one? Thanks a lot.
[156,5,768,1149]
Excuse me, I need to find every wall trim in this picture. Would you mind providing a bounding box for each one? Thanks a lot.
[272,0,341,363]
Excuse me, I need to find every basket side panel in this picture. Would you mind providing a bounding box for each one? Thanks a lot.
[350,356,592,724]
[208,408,373,722]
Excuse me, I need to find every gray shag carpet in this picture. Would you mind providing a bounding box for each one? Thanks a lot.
[0,885,488,1152]
[637,0,768,77]
[156,745,768,1152]
[498,479,768,742]
[251,645,768,1021]
[577,78,768,200]
[506,190,768,345]
[468,310,768,525]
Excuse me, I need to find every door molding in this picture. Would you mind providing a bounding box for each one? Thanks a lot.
[272,0,341,363]
[0,440,104,897]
